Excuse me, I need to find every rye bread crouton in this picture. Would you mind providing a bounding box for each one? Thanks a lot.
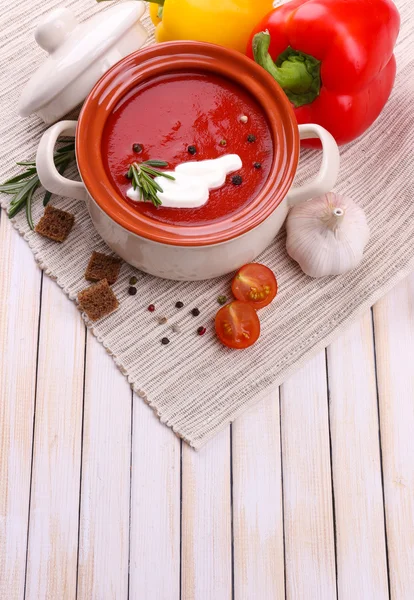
[35,205,75,242]
[84,251,122,285]
[77,279,119,321]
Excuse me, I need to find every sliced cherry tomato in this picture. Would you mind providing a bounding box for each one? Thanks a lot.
[215,301,260,349]
[231,263,278,309]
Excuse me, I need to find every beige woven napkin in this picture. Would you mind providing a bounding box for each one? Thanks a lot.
[1,0,413,448]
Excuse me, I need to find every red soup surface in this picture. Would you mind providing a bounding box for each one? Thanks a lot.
[102,71,273,227]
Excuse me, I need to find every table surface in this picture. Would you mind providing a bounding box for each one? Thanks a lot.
[1,208,413,600]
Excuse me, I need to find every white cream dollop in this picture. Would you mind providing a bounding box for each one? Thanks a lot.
[126,154,242,208]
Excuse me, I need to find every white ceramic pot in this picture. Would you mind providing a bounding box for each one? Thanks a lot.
[37,120,339,280]
[35,42,340,281]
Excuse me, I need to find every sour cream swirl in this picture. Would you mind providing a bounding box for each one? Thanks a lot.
[127,154,242,208]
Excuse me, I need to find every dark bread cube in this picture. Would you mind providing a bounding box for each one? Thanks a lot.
[35,205,75,242]
[85,251,122,285]
[77,279,119,321]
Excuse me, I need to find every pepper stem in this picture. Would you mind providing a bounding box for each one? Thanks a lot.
[252,31,321,108]
[146,0,164,19]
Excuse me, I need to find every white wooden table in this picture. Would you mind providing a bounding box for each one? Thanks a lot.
[1,208,413,600]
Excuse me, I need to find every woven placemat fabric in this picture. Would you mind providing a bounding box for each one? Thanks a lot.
[1,0,413,448]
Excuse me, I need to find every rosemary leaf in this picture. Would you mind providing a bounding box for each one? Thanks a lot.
[142,167,176,181]
[132,168,141,190]
[8,180,39,218]
[42,190,52,208]
[141,172,164,194]
[1,142,76,225]
[127,159,174,207]
[0,184,28,194]
[144,160,169,167]
[140,170,159,187]
[54,153,74,166]
[145,169,175,181]
[56,143,75,154]
[2,169,37,185]
[25,185,36,230]
[11,177,39,207]
[140,177,150,196]
[149,178,164,194]
[139,166,161,177]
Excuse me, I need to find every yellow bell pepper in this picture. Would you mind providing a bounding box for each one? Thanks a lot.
[148,0,274,54]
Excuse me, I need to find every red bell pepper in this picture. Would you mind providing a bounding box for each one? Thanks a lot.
[248,0,400,146]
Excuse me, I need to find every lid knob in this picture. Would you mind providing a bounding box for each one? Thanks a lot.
[35,7,78,54]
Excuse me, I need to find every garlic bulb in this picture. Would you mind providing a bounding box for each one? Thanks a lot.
[286,192,370,278]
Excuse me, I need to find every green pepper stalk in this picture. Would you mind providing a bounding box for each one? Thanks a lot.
[252,31,321,108]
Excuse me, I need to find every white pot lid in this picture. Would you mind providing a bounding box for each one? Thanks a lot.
[19,1,147,121]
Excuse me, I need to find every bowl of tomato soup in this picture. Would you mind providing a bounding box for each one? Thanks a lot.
[36,41,340,280]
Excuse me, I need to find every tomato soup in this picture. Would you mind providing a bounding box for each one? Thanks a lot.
[102,72,273,227]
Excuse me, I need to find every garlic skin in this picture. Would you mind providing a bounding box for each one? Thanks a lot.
[286,192,370,278]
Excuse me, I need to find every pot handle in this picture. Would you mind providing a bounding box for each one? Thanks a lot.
[36,120,88,202]
[287,124,340,207]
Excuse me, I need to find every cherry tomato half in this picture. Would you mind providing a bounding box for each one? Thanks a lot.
[231,263,278,310]
[215,301,261,349]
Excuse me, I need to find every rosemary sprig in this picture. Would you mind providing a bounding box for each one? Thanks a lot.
[128,159,175,207]
[0,142,76,229]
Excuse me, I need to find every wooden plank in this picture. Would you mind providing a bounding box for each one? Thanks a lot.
[130,395,180,600]
[181,428,232,600]
[24,275,85,600]
[0,216,41,600]
[77,334,132,599]
[327,313,389,599]
[232,392,285,600]
[373,275,414,600]
[129,398,181,599]
[280,352,337,600]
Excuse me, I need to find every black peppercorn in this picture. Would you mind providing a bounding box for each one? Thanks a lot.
[232,175,243,186]
[161,337,170,345]
[128,286,137,296]
[191,308,200,317]
[129,276,138,285]
[247,134,256,143]
[132,143,143,153]
[254,162,262,169]
[188,145,197,155]
[175,301,184,309]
